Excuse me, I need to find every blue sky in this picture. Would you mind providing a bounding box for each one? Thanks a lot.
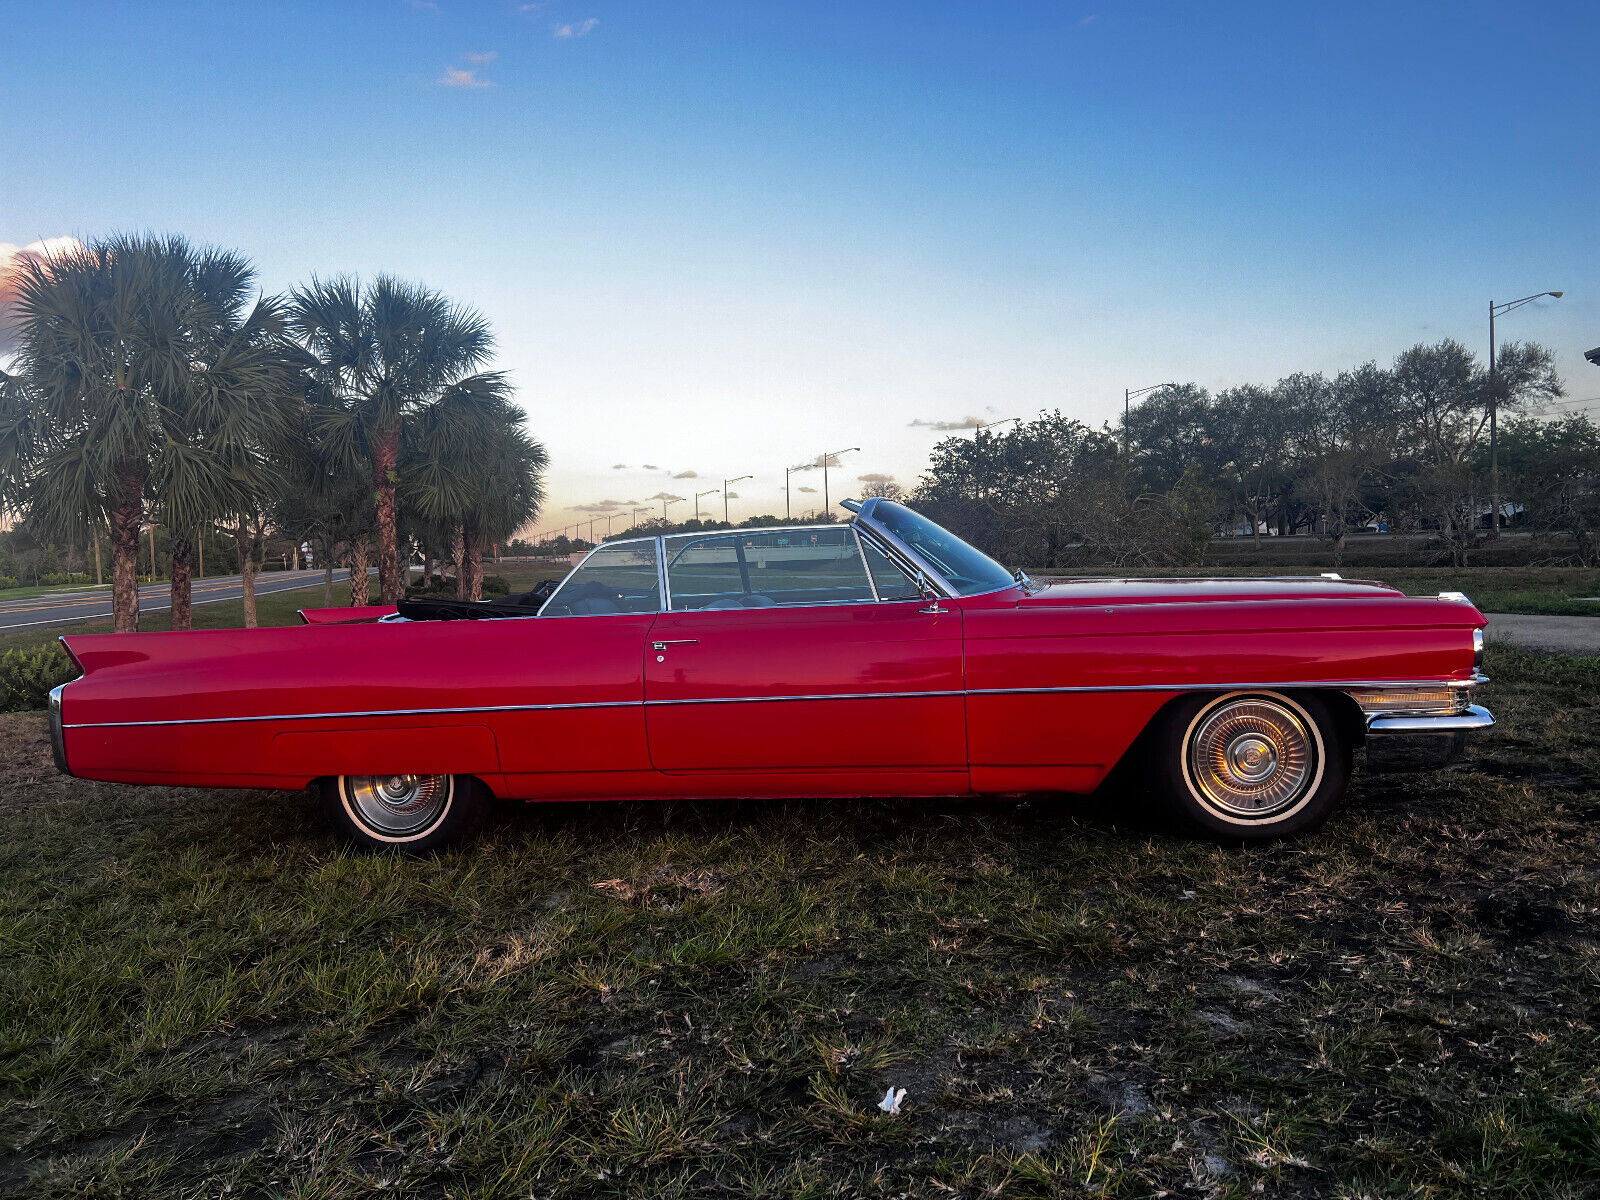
[2,0,1597,528]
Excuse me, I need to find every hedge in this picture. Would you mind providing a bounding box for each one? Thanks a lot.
[0,647,78,712]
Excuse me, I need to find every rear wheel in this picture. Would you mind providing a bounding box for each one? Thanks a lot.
[322,773,487,851]
[1153,691,1350,840]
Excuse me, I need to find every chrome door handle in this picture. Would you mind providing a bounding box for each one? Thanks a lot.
[652,639,699,650]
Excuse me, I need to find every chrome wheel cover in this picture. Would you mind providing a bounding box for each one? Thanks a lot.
[1184,697,1318,820]
[342,774,453,838]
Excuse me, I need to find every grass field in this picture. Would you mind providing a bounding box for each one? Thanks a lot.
[1,642,1596,1197]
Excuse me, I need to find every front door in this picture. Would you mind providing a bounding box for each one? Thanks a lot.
[643,527,965,772]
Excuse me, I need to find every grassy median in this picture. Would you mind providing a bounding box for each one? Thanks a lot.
[0,643,1596,1197]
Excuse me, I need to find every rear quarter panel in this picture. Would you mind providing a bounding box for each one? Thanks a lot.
[58,615,654,791]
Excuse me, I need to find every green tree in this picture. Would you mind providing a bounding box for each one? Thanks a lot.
[403,375,547,601]
[288,276,499,606]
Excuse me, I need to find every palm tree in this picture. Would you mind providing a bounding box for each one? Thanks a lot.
[404,375,547,600]
[288,277,497,606]
[152,255,303,629]
[7,236,197,631]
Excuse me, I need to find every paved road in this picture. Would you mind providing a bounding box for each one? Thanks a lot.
[1485,613,1600,656]
[0,568,370,633]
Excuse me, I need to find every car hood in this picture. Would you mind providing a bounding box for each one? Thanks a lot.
[1017,574,1407,607]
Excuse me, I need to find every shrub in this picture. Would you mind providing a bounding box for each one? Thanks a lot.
[482,574,510,597]
[0,647,78,712]
[40,572,92,586]
[0,576,20,592]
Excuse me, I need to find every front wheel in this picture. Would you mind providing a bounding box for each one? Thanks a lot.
[321,773,488,851]
[1152,691,1350,840]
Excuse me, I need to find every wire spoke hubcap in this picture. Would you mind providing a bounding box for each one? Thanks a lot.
[345,774,452,836]
[1187,698,1316,819]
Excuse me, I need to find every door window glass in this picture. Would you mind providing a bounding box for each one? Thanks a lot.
[861,539,922,600]
[539,542,661,616]
[664,528,874,609]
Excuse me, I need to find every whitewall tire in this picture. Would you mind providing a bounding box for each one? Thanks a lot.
[1153,691,1350,840]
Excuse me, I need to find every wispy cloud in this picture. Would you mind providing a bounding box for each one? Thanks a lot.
[516,2,544,11]
[439,65,492,88]
[641,463,660,471]
[671,470,698,479]
[909,415,987,431]
[409,0,438,11]
[610,463,628,470]
[648,491,684,502]
[797,485,818,494]
[858,472,894,484]
[1078,14,1098,26]
[462,50,498,63]
[571,499,633,513]
[553,17,598,38]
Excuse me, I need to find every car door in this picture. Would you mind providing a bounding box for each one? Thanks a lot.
[644,527,965,772]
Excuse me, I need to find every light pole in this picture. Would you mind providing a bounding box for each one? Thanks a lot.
[723,476,752,524]
[974,417,1018,437]
[1489,292,1562,534]
[631,506,647,529]
[694,488,718,522]
[1123,383,1173,455]
[660,496,681,522]
[784,462,812,520]
[821,447,858,516]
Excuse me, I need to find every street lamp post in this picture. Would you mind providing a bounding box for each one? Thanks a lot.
[631,506,646,529]
[975,417,1018,437]
[1123,383,1173,455]
[1489,291,1562,535]
[784,463,812,520]
[694,488,719,522]
[821,447,859,516]
[723,476,752,524]
[660,496,681,522]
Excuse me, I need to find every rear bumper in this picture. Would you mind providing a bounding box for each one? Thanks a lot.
[48,683,71,776]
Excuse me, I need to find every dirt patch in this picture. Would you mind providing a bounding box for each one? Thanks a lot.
[0,712,67,810]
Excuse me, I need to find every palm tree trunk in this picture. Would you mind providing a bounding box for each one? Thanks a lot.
[350,539,371,606]
[235,526,259,628]
[170,534,194,631]
[452,524,466,600]
[109,474,142,633]
[92,534,103,587]
[196,527,204,579]
[464,525,483,601]
[422,548,433,590]
[373,423,402,605]
[322,538,334,606]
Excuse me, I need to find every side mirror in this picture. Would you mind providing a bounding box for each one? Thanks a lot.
[915,571,947,613]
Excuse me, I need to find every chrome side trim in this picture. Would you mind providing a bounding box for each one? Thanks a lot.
[646,689,964,707]
[64,699,643,729]
[48,683,71,775]
[1366,705,1495,735]
[62,678,1487,730]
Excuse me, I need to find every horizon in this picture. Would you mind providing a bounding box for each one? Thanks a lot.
[3,0,1597,528]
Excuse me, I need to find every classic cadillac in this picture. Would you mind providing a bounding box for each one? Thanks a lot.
[49,498,1491,849]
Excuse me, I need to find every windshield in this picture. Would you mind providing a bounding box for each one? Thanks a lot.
[865,501,1015,596]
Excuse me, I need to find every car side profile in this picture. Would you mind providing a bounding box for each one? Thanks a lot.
[50,498,1491,850]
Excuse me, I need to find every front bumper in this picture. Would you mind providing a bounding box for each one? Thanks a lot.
[1361,689,1493,772]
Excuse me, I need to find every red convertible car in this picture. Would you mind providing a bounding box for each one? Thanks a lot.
[49,499,1491,849]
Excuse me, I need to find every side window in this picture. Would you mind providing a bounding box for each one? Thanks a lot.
[861,539,922,601]
[539,542,661,616]
[663,534,744,610]
[664,528,874,609]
